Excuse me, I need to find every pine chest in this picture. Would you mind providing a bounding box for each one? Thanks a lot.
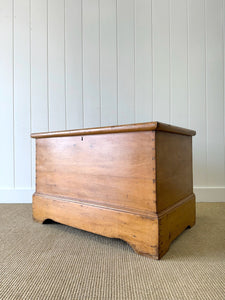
[31,122,196,259]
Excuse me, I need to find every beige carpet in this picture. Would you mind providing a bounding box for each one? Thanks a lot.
[0,203,224,300]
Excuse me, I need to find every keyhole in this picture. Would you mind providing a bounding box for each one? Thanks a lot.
[81,137,83,141]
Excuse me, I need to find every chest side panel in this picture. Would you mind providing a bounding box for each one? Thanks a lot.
[156,131,193,212]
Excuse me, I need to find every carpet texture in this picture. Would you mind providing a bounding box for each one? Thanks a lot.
[0,203,224,300]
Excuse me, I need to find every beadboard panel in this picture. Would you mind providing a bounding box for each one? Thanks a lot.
[14,0,32,188]
[82,0,100,128]
[65,0,83,130]
[30,0,48,133]
[188,0,207,187]
[152,0,170,123]
[170,0,188,128]
[30,0,48,188]
[134,0,153,123]
[205,0,225,186]
[100,0,117,126]
[117,0,135,125]
[0,0,14,188]
[0,0,224,202]
[48,0,66,131]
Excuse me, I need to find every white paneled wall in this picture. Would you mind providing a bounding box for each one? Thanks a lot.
[0,0,224,202]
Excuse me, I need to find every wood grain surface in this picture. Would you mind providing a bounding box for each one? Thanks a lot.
[31,121,196,138]
[32,193,195,259]
[32,121,196,259]
[156,131,193,212]
[32,193,159,259]
[36,131,157,213]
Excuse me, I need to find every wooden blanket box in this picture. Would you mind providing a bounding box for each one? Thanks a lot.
[31,121,196,259]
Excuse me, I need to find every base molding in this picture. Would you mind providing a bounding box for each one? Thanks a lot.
[194,187,225,202]
[32,192,195,259]
[0,189,35,203]
[0,187,224,203]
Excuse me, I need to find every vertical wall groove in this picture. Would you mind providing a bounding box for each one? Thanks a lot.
[204,0,208,186]
[187,0,190,128]
[222,0,225,183]
[151,0,154,121]
[133,0,136,123]
[81,0,84,128]
[99,0,101,126]
[12,0,15,188]
[64,0,67,130]
[169,0,172,124]
[46,0,49,131]
[29,0,32,187]
[116,0,118,125]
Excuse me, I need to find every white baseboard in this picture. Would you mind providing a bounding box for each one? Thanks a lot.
[0,187,224,203]
[0,189,35,203]
[194,187,225,202]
